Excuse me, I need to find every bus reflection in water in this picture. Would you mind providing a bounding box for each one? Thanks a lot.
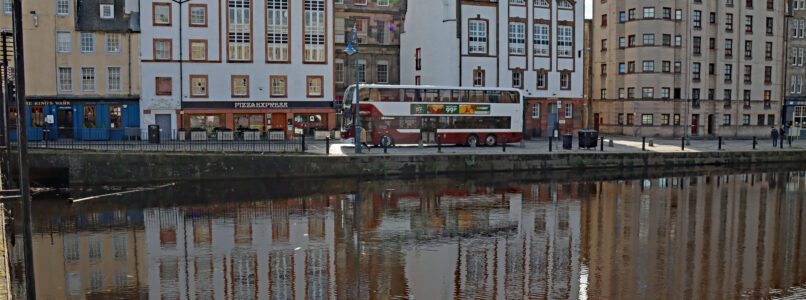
[341,84,524,147]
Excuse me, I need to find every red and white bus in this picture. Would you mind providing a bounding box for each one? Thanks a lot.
[342,84,524,147]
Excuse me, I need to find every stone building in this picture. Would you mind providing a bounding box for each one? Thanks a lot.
[592,0,785,137]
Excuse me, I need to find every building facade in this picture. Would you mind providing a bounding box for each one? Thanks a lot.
[139,0,336,139]
[400,0,585,138]
[784,0,806,137]
[334,0,406,103]
[1,0,141,141]
[593,0,785,137]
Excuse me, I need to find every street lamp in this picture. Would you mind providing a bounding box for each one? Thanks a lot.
[344,26,361,154]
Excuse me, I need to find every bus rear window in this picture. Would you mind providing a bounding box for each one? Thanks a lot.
[379,88,400,101]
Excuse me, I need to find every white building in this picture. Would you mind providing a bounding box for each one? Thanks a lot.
[400,0,585,137]
[139,0,336,139]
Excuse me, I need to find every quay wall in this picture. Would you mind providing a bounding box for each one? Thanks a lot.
[19,150,806,185]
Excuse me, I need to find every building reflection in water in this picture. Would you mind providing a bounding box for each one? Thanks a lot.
[7,171,806,299]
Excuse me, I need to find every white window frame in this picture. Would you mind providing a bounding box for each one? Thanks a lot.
[57,67,72,93]
[228,0,252,61]
[106,33,121,53]
[107,66,122,92]
[534,0,549,8]
[56,31,72,53]
[533,23,550,56]
[532,103,540,119]
[508,22,526,55]
[80,32,95,53]
[564,104,573,118]
[469,20,488,54]
[303,0,326,63]
[190,5,206,26]
[267,0,289,62]
[335,59,344,84]
[100,4,114,19]
[557,26,573,57]
[377,61,389,83]
[81,67,96,92]
[357,59,366,83]
[56,0,70,16]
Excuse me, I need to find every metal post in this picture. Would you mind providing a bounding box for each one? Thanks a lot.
[1,33,10,187]
[780,136,784,149]
[383,141,387,154]
[681,137,685,151]
[346,27,361,154]
[549,136,552,152]
[325,137,330,155]
[437,135,442,153]
[301,134,306,152]
[12,0,35,297]
[753,136,757,150]
[642,137,646,151]
[788,136,792,147]
[502,137,507,152]
[718,136,722,151]
[600,136,604,151]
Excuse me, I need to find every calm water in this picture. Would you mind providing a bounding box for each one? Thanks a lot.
[7,166,806,299]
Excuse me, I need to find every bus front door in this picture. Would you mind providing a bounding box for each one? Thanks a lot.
[421,117,437,144]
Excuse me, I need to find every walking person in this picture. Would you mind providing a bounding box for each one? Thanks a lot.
[771,126,779,147]
[780,125,787,148]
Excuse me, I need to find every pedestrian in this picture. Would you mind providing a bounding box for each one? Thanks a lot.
[359,125,371,152]
[771,126,779,147]
[780,125,787,147]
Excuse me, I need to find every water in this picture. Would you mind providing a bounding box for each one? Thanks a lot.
[6,166,806,299]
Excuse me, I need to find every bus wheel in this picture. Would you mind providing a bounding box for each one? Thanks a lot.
[484,134,497,147]
[466,135,479,147]
[379,135,394,148]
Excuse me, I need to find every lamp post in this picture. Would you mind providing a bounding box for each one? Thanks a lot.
[344,26,361,154]
[173,0,193,138]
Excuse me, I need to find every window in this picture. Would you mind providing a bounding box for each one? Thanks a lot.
[306,76,323,97]
[628,9,636,20]
[531,104,540,119]
[601,64,607,75]
[726,13,733,31]
[619,37,626,48]
[767,17,774,34]
[560,71,571,90]
[354,0,366,4]
[266,0,288,62]
[674,114,681,126]
[303,0,326,63]
[745,15,753,32]
[661,88,670,99]
[601,89,607,99]
[378,0,389,5]
[156,77,172,96]
[662,61,671,72]
[627,87,635,99]
[84,106,97,128]
[536,70,547,89]
[110,106,123,129]
[618,63,625,74]
[744,65,752,82]
[643,7,654,19]
[642,87,654,99]
[190,40,207,61]
[758,115,766,126]
[618,113,624,125]
[154,39,171,60]
[231,75,249,97]
[153,3,171,26]
[693,63,701,80]
[557,26,573,57]
[190,75,208,97]
[725,39,733,56]
[693,10,701,29]
[643,34,655,45]
[662,34,671,46]
[601,39,607,50]
[473,68,485,87]
[661,114,670,126]
[627,61,635,73]
[229,0,252,61]
[57,67,72,93]
[627,113,635,125]
[663,7,671,19]
[535,0,549,7]
[335,59,344,83]
[190,4,207,26]
[80,32,95,53]
[377,61,389,83]
[628,35,636,47]
[270,76,287,97]
[744,40,752,58]
[533,23,550,56]
[766,42,773,59]
[619,11,626,23]
[100,4,114,19]
[723,114,732,126]
[601,14,607,26]
[56,0,69,16]
[558,0,572,9]
[81,67,95,92]
[642,61,654,72]
[107,67,121,92]
[674,35,682,47]
[618,88,625,99]
[675,9,683,20]
[642,114,653,125]
[724,64,733,81]
[106,34,120,53]
[565,104,573,118]
[508,22,526,55]
[693,36,701,54]
[415,48,421,70]
[358,59,366,82]
[469,20,488,54]
[56,32,71,53]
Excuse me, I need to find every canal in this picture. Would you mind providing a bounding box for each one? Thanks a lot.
[4,165,806,299]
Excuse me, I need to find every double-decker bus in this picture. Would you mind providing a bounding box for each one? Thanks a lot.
[341,84,523,147]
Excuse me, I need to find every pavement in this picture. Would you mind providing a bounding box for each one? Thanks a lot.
[308,136,806,156]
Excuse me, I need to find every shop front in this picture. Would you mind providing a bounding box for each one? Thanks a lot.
[179,101,336,139]
[783,98,806,137]
[10,99,140,141]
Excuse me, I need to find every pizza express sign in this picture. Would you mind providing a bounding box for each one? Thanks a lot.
[182,101,333,109]
[234,102,289,109]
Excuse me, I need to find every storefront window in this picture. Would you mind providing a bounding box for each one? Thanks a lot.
[83,106,97,128]
[189,114,222,133]
[293,114,325,133]
[109,105,123,129]
[234,114,263,130]
[795,106,806,128]
[8,108,17,128]
[30,107,44,128]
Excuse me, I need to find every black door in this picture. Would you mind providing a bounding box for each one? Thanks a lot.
[57,107,73,139]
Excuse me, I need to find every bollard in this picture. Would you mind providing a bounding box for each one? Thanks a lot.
[326,137,330,155]
[642,137,646,151]
[503,137,507,152]
[549,137,553,152]
[437,135,442,153]
[301,134,306,152]
[600,137,604,152]
[609,139,614,147]
[781,136,784,149]
[648,139,654,147]
[718,136,722,151]
[384,141,388,154]
[681,137,685,151]
[752,136,757,150]
[789,136,793,147]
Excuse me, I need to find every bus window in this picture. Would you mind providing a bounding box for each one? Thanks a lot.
[359,88,371,102]
[343,87,354,107]
[403,89,415,102]
[422,89,439,102]
[439,89,452,102]
[368,88,381,101]
[500,91,517,103]
[379,88,400,102]
[487,91,500,103]
[451,90,464,102]
[414,89,422,102]
[468,90,484,103]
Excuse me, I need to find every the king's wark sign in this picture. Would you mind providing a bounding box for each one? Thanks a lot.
[410,104,491,115]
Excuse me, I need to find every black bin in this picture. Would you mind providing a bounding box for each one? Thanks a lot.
[562,134,573,150]
[578,129,599,149]
[148,125,161,144]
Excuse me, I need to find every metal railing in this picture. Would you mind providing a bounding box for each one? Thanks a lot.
[19,129,307,153]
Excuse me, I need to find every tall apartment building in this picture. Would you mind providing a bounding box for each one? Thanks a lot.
[593,0,785,137]
[139,0,335,139]
[1,0,141,141]
[334,0,406,102]
[784,0,806,137]
[400,0,585,137]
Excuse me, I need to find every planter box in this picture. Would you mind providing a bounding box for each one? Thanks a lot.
[314,130,331,140]
[217,131,234,141]
[269,131,285,141]
[243,131,262,141]
[191,131,207,141]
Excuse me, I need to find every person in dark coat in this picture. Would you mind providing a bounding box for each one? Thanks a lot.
[771,127,779,147]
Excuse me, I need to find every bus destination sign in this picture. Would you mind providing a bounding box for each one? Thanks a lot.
[410,104,490,115]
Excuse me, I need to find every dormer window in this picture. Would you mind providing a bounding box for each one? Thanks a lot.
[100,4,114,19]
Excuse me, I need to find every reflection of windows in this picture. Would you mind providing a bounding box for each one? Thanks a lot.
[270,76,287,97]
[189,4,207,26]
[306,248,328,299]
[153,3,171,26]
[267,0,289,62]
[231,75,249,97]
[84,106,97,128]
[64,233,80,261]
[306,76,323,97]
[110,105,122,129]
[113,233,127,259]
[67,272,81,296]
[304,0,326,62]
[154,39,172,60]
[270,250,294,299]
[88,234,102,260]
[468,20,488,54]
[190,75,208,97]
[228,0,252,61]
[533,23,550,56]
[190,40,207,61]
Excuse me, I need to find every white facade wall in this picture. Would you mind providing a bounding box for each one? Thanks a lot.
[401,0,584,100]
[139,0,334,130]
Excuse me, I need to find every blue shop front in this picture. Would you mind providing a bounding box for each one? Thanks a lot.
[783,97,806,138]
[11,99,140,141]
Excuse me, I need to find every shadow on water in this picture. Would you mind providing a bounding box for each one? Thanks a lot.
[3,163,806,299]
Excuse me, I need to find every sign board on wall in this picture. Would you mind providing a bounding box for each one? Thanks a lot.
[410,104,491,115]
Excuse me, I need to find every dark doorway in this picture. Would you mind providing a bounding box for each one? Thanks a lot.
[155,114,173,140]
[593,113,600,131]
[57,107,73,139]
[691,114,699,136]
[707,114,714,135]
